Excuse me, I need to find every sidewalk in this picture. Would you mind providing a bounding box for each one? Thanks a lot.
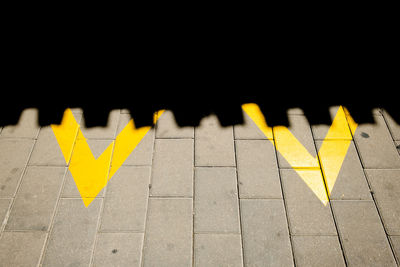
[0,107,399,266]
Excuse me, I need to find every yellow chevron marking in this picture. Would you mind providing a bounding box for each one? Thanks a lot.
[52,109,164,207]
[242,104,358,205]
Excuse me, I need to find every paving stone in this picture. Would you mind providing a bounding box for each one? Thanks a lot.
[42,198,102,267]
[113,114,155,166]
[292,236,345,267]
[332,200,397,267]
[353,116,400,168]
[156,110,194,138]
[0,139,34,197]
[6,166,65,231]
[93,233,144,267]
[100,166,150,232]
[240,199,293,266]
[234,111,270,140]
[0,198,11,226]
[151,139,193,197]
[194,167,240,233]
[316,141,372,200]
[0,108,40,139]
[0,231,47,267]
[390,236,400,264]
[383,110,400,140]
[61,139,112,198]
[275,115,318,168]
[79,109,120,139]
[311,106,352,140]
[280,169,337,235]
[195,115,235,166]
[142,198,192,267]
[194,234,243,267]
[235,140,282,198]
[29,126,71,166]
[365,170,400,235]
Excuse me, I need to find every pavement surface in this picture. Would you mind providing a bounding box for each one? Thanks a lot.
[0,106,399,266]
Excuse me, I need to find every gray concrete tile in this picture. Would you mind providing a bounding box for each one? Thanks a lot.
[353,116,400,168]
[61,139,112,198]
[194,234,243,267]
[93,233,144,267]
[6,166,65,231]
[42,198,102,267]
[29,126,71,166]
[292,236,345,267]
[383,109,400,140]
[194,167,240,233]
[113,114,155,166]
[156,110,194,138]
[236,140,282,199]
[0,231,47,267]
[316,141,372,200]
[234,111,270,140]
[365,170,400,235]
[390,236,400,265]
[100,166,150,232]
[332,200,397,267]
[79,109,120,139]
[195,115,235,166]
[240,199,293,266]
[151,139,193,197]
[275,115,318,168]
[142,198,192,267]
[0,139,34,197]
[281,169,337,235]
[0,198,11,226]
[0,108,40,139]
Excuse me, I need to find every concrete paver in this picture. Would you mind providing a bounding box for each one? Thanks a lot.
[316,141,372,200]
[240,199,293,266]
[235,140,282,199]
[41,198,102,266]
[100,166,150,232]
[195,115,235,166]
[332,200,397,266]
[93,233,144,267]
[194,233,243,267]
[281,169,337,235]
[142,198,192,267]
[365,169,400,235]
[156,110,194,139]
[151,139,193,197]
[194,167,240,233]
[0,231,47,267]
[0,139,34,197]
[5,166,65,231]
[292,236,345,267]
[353,116,400,168]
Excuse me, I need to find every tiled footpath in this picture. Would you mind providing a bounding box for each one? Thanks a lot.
[0,107,399,266]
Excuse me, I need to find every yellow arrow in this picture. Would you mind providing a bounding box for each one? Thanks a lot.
[242,104,358,205]
[52,109,164,207]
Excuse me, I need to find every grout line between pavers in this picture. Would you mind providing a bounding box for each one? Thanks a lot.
[272,127,297,267]
[232,126,245,267]
[310,117,349,267]
[88,109,121,267]
[140,112,159,267]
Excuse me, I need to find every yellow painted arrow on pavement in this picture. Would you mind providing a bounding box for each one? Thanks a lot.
[243,104,358,205]
[52,109,164,207]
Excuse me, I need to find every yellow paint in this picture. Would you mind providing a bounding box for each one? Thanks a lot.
[243,104,358,205]
[52,109,163,207]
